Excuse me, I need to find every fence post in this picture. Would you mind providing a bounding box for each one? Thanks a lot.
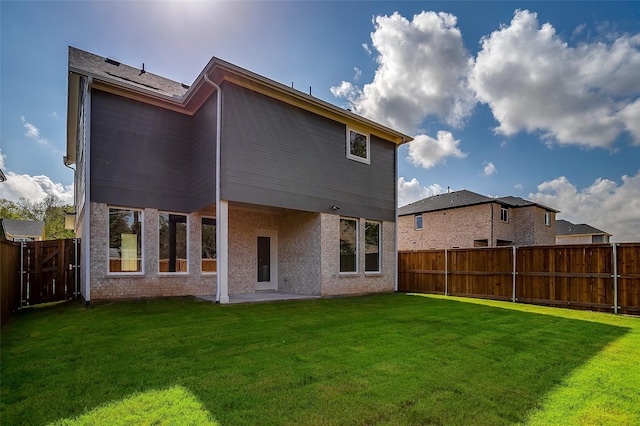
[444,249,448,296]
[612,243,618,314]
[19,241,24,309]
[512,245,517,303]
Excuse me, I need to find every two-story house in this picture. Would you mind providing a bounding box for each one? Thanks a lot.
[398,189,558,250]
[555,219,612,244]
[64,47,412,303]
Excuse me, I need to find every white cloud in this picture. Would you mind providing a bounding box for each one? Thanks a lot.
[0,151,73,204]
[482,161,497,176]
[528,171,640,242]
[406,131,467,169]
[362,43,371,55]
[21,116,50,146]
[514,184,523,190]
[398,177,443,207]
[469,10,640,148]
[353,67,362,80]
[332,11,476,134]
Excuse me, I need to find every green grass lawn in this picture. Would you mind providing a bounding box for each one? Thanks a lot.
[1,293,638,425]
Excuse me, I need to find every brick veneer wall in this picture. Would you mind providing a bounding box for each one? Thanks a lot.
[398,204,493,250]
[399,203,556,250]
[89,202,215,300]
[320,214,395,296]
[89,202,395,299]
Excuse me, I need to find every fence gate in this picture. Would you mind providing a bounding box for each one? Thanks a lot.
[21,239,79,306]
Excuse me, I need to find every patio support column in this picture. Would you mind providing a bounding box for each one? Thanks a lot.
[218,200,229,303]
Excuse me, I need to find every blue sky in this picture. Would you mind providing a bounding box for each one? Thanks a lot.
[1,1,639,241]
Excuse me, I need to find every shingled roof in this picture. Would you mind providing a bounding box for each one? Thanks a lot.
[556,219,611,237]
[69,47,189,100]
[398,189,559,216]
[1,219,45,241]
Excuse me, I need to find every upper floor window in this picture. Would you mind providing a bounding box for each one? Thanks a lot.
[109,207,143,273]
[500,207,509,223]
[415,214,423,230]
[544,211,551,226]
[159,212,188,273]
[346,128,370,164]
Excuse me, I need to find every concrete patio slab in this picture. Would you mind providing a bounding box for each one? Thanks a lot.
[197,291,321,304]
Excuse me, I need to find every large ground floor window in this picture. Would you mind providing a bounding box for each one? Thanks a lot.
[365,221,380,273]
[109,207,143,273]
[201,217,216,273]
[159,212,188,273]
[340,217,358,273]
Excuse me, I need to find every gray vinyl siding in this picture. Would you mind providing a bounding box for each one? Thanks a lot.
[190,93,217,211]
[220,83,397,222]
[90,90,192,212]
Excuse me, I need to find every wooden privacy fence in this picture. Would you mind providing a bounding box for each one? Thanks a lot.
[398,243,640,315]
[1,239,79,327]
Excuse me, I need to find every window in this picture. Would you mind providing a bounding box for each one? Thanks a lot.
[365,221,381,273]
[202,217,216,273]
[109,208,142,273]
[544,211,551,226]
[346,128,370,164]
[500,207,509,223]
[415,214,423,230]
[159,212,188,273]
[340,217,358,273]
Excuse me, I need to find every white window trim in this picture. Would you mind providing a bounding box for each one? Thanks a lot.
[544,211,551,226]
[201,216,217,275]
[346,127,370,164]
[415,214,423,230]
[158,211,189,275]
[107,206,144,276]
[501,207,509,223]
[339,217,359,275]
[365,220,382,275]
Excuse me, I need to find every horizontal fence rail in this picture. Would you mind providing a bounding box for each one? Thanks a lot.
[398,243,640,315]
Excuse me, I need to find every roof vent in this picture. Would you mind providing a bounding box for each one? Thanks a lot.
[181,83,190,89]
[105,58,120,66]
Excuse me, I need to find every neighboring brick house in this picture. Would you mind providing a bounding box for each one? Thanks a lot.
[64,47,412,303]
[556,219,612,244]
[398,190,558,250]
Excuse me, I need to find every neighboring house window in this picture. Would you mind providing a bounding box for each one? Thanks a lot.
[346,127,370,164]
[109,207,142,273]
[340,217,358,273]
[159,212,188,273]
[202,217,216,273]
[415,214,423,230]
[544,211,551,226]
[365,221,381,273]
[474,239,488,247]
[500,208,509,223]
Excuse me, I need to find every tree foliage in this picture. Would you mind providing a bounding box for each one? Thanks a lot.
[0,196,75,240]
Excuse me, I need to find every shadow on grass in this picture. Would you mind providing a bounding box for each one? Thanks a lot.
[1,294,633,425]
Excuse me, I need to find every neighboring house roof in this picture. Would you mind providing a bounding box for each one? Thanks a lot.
[1,219,45,241]
[398,189,559,216]
[66,46,413,166]
[556,219,611,237]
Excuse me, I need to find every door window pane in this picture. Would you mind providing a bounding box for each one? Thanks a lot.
[257,236,270,282]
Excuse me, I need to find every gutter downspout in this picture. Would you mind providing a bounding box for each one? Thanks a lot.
[203,73,224,303]
[394,140,403,292]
